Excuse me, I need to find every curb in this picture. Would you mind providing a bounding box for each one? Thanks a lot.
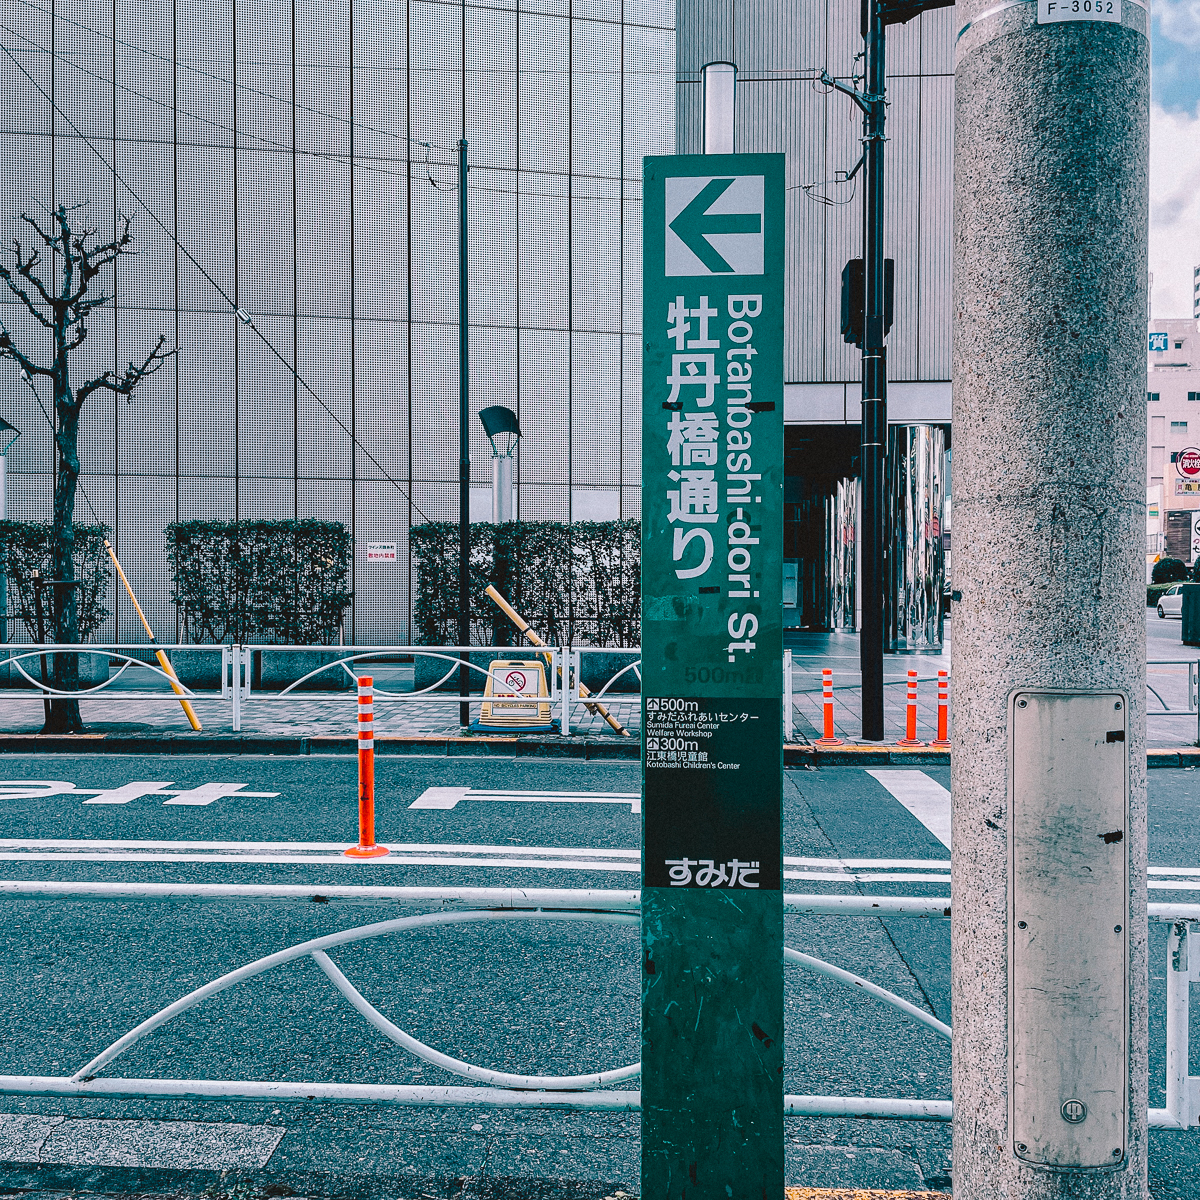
[0,732,641,760]
[784,743,950,767]
[0,732,1196,766]
[0,1162,638,1200]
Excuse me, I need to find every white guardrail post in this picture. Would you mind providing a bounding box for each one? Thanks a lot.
[1193,660,1199,746]
[1165,921,1199,1128]
[784,649,793,742]
[559,646,570,736]
[231,645,242,732]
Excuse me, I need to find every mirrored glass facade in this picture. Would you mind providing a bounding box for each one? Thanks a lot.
[0,0,674,641]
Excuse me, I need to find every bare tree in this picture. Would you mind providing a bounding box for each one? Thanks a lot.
[0,204,172,733]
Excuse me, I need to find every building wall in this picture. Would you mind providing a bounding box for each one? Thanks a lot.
[675,0,953,425]
[1147,317,1200,562]
[0,0,674,643]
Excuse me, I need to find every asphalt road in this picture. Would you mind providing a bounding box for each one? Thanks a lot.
[0,755,1195,1198]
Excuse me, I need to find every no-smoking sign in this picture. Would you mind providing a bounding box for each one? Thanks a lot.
[1179,447,1200,478]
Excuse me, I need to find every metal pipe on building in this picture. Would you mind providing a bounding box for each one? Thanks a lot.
[701,62,736,155]
[826,477,858,632]
[951,3,1149,1196]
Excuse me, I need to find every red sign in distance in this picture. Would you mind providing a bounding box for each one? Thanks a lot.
[1179,447,1200,478]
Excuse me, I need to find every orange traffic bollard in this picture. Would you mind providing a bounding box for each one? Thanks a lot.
[897,668,924,746]
[345,676,389,858]
[931,669,951,747]
[815,667,844,746]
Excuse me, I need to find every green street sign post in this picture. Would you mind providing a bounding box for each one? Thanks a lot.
[641,153,786,1198]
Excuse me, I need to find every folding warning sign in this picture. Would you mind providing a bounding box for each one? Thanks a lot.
[477,660,553,729]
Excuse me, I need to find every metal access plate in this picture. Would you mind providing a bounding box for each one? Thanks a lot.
[1009,690,1129,1169]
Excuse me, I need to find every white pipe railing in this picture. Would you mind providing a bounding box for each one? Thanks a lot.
[2,644,1196,746]
[0,884,1194,1128]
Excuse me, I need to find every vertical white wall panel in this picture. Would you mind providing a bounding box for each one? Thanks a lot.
[353,318,409,482]
[0,0,673,639]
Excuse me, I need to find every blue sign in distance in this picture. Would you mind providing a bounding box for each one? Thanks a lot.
[1149,332,1168,353]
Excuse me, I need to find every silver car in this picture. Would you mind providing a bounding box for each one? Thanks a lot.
[1158,583,1184,618]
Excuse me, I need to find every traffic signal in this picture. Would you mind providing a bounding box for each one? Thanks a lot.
[840,258,894,348]
[863,0,954,33]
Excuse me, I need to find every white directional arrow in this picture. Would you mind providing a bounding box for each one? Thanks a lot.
[162,782,280,806]
[0,780,281,807]
[410,787,641,814]
[83,782,176,805]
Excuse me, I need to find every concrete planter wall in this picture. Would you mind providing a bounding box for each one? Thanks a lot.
[0,647,108,689]
[70,651,111,688]
[167,650,225,689]
[253,650,356,692]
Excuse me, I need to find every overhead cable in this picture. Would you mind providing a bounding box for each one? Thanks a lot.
[0,37,434,525]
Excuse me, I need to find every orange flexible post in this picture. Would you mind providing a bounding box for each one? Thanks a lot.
[345,676,389,858]
[931,668,951,747]
[897,668,925,746]
[815,667,844,747]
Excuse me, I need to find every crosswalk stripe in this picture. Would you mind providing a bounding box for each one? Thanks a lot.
[0,1113,283,1170]
[866,769,951,848]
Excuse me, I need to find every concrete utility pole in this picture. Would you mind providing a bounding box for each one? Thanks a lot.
[951,2,1149,1197]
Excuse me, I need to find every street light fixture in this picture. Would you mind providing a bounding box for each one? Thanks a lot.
[478,405,520,523]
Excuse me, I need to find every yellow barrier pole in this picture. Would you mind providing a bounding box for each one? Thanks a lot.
[484,585,630,737]
[103,540,202,731]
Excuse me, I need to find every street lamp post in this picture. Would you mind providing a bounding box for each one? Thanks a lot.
[0,418,20,645]
[479,405,520,524]
[457,138,471,725]
[479,405,521,647]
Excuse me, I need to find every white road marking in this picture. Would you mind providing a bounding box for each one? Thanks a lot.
[82,781,175,805]
[866,769,952,848]
[411,786,641,813]
[0,779,278,806]
[0,838,640,872]
[163,782,279,806]
[0,836,1192,888]
[410,786,470,809]
[0,1113,283,1170]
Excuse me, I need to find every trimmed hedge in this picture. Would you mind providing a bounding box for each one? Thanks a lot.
[410,520,640,647]
[165,520,353,644]
[0,521,111,641]
[1152,557,1187,584]
[1147,582,1175,607]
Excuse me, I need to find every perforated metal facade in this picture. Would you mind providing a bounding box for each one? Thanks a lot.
[0,0,674,641]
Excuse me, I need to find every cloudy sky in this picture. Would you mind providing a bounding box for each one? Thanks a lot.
[1150,0,1200,318]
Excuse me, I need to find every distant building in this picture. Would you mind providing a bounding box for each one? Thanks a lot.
[1147,318,1200,564]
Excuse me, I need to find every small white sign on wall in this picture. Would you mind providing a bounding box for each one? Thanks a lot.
[366,542,397,563]
[1038,0,1120,22]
